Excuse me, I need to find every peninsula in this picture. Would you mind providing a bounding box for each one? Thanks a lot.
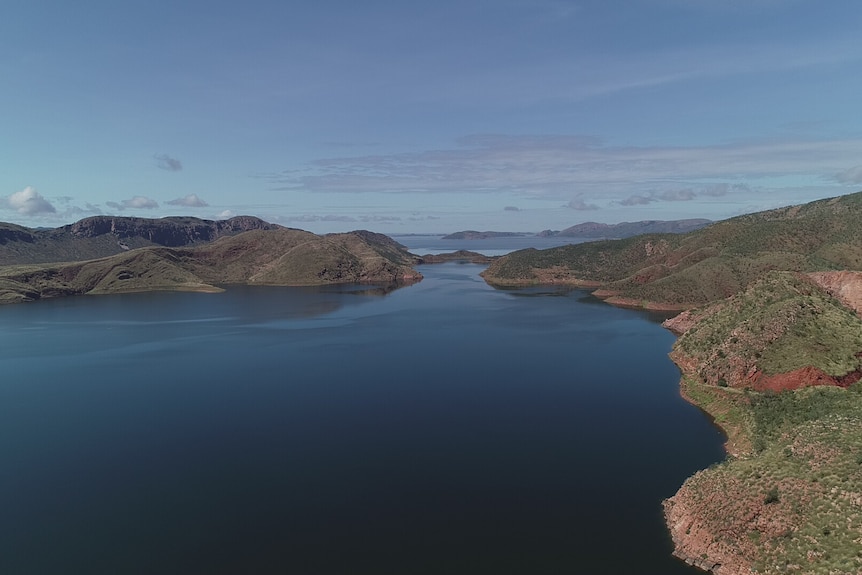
[484,191,862,574]
[0,216,421,304]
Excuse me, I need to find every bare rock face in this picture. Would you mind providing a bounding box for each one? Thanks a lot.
[809,271,862,317]
[664,473,784,575]
[0,225,36,245]
[0,215,280,266]
[68,215,277,246]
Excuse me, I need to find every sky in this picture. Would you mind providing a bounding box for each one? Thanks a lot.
[4,0,862,234]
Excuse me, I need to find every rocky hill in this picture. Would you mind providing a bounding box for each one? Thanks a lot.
[0,226,422,304]
[482,192,862,309]
[0,215,278,265]
[663,272,862,575]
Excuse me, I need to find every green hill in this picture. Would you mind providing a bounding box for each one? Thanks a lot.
[482,192,862,308]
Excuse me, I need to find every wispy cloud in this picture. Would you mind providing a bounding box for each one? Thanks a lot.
[107,196,160,210]
[657,189,696,201]
[565,198,599,211]
[620,194,655,206]
[167,193,209,207]
[155,154,183,172]
[1,186,57,215]
[265,134,862,205]
[835,166,862,184]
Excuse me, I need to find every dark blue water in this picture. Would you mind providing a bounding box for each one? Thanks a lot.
[0,263,723,574]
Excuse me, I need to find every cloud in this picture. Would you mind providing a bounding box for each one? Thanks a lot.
[701,184,729,197]
[265,133,862,208]
[155,154,183,171]
[504,205,520,211]
[216,210,235,219]
[565,198,599,211]
[358,215,401,222]
[167,193,209,207]
[279,214,358,223]
[657,189,696,201]
[836,166,862,184]
[620,194,655,206]
[107,196,159,210]
[2,186,57,215]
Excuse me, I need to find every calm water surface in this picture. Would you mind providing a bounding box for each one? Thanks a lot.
[0,262,723,574]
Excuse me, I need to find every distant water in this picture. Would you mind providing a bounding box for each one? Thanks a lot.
[392,234,588,256]
[0,262,724,575]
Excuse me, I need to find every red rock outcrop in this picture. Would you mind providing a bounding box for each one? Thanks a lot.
[746,364,862,392]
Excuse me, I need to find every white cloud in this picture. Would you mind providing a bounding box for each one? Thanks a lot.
[107,196,159,210]
[2,186,57,215]
[216,210,235,219]
[167,193,209,207]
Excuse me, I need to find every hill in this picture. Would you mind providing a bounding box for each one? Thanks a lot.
[663,271,862,574]
[482,192,862,309]
[0,226,421,304]
[0,215,278,265]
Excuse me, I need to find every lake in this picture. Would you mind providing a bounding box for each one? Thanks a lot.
[0,261,724,574]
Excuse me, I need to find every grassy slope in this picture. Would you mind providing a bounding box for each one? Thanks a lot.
[673,272,862,385]
[482,192,862,308]
[669,383,862,575]
[665,273,862,573]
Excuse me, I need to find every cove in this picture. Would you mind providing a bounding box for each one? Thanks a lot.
[0,262,724,574]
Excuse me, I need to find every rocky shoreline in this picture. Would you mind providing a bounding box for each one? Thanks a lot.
[658,271,862,574]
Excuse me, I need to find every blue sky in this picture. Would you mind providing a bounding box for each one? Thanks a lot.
[4,0,862,233]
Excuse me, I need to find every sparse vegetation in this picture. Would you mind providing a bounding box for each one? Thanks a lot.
[482,191,862,308]
[0,227,422,303]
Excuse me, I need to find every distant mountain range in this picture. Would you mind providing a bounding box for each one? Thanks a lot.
[441,231,529,240]
[539,218,712,238]
[440,219,711,241]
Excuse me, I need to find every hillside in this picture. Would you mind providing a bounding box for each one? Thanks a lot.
[0,215,278,265]
[663,271,862,574]
[481,191,862,573]
[0,227,422,304]
[482,192,862,309]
